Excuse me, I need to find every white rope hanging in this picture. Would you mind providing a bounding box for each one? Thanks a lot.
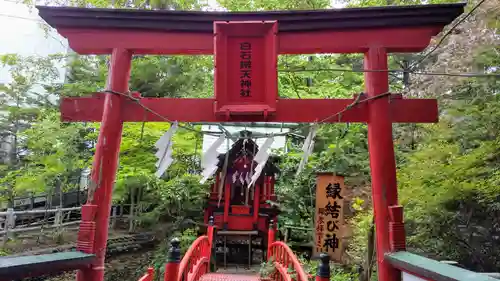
[155,122,178,178]
[296,124,318,176]
[253,136,274,163]
[248,136,274,188]
[200,134,226,184]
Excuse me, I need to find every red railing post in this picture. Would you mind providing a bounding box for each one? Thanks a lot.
[207,215,215,270]
[147,267,154,281]
[207,216,215,253]
[389,205,406,252]
[316,253,330,281]
[76,204,97,254]
[138,267,155,281]
[165,238,181,281]
[267,219,275,260]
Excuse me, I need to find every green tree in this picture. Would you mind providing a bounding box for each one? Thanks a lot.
[0,54,64,204]
[15,110,92,203]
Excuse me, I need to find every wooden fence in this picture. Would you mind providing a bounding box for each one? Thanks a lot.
[0,205,138,246]
[0,190,88,211]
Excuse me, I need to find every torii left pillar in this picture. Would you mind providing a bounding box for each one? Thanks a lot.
[76,48,132,281]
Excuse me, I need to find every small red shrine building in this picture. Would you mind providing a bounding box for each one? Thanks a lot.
[204,133,280,233]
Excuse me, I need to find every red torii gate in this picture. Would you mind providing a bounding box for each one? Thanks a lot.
[38,4,464,281]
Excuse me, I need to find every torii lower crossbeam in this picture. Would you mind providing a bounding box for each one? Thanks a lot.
[61,94,437,123]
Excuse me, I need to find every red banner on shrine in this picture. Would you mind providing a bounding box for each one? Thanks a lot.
[213,21,278,118]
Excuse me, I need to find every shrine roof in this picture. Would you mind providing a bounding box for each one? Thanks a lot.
[217,138,280,176]
[37,3,465,33]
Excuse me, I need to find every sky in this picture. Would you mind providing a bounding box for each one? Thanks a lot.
[0,0,68,57]
[0,0,346,55]
[0,0,68,84]
[0,0,346,83]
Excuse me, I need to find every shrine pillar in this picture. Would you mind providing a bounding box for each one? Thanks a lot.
[364,47,401,281]
[252,183,261,228]
[223,181,231,229]
[76,48,131,281]
[211,173,220,200]
[268,176,276,201]
[262,176,269,203]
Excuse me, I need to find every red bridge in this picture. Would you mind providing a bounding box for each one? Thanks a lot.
[0,2,497,281]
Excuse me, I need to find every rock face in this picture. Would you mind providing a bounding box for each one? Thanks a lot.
[27,250,155,281]
[104,251,155,281]
[10,231,158,281]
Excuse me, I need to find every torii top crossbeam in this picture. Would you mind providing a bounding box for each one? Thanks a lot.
[38,3,464,124]
[39,4,463,55]
[37,4,464,281]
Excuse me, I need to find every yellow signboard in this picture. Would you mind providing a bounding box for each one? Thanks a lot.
[314,173,345,262]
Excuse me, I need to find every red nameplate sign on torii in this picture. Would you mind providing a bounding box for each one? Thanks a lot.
[214,21,278,118]
[60,21,438,124]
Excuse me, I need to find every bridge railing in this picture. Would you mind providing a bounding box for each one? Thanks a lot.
[177,235,211,281]
[138,267,155,281]
[268,241,310,281]
[386,251,498,281]
[266,220,311,281]
[161,216,215,281]
[385,205,498,281]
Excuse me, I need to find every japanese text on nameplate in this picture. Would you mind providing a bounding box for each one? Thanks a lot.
[239,42,252,97]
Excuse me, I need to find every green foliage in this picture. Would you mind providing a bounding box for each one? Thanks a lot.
[329,269,359,281]
[117,122,171,179]
[216,0,330,11]
[0,54,76,202]
[297,257,359,281]
[150,227,199,279]
[397,78,500,271]
[338,0,459,7]
[258,257,276,278]
[22,0,208,9]
[133,173,209,226]
[345,211,373,266]
[130,56,213,98]
[63,54,108,97]
[177,228,199,253]
[278,54,366,99]
[0,248,11,257]
[17,110,90,193]
[276,123,370,234]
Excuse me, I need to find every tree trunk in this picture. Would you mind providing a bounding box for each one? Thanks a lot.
[59,179,63,207]
[129,186,136,233]
[7,96,21,209]
[360,217,375,281]
[77,176,81,205]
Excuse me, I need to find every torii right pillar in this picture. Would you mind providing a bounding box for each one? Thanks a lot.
[365,47,400,281]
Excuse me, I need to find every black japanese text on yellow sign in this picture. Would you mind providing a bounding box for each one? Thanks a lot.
[314,173,345,262]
